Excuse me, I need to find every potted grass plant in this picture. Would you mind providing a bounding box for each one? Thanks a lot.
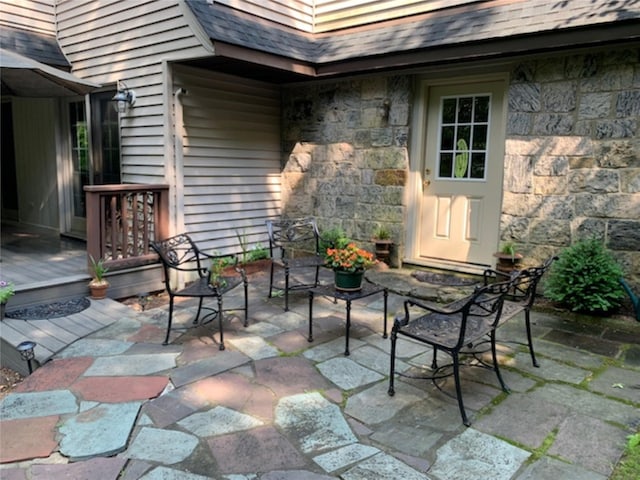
[88,255,109,299]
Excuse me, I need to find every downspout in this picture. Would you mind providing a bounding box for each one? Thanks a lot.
[174,87,187,236]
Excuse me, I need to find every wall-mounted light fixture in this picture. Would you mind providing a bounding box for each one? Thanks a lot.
[111,81,136,113]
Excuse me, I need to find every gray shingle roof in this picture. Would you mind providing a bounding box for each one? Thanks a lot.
[0,26,70,69]
[186,0,640,66]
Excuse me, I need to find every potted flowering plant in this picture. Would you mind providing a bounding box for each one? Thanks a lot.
[325,243,377,291]
[0,280,15,319]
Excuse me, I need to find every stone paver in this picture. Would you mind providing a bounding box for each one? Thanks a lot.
[30,457,127,480]
[341,452,430,480]
[13,357,93,392]
[71,376,168,402]
[547,413,630,477]
[58,402,141,460]
[275,392,357,454]
[429,428,530,480]
[127,427,199,464]
[207,426,308,474]
[316,357,384,390]
[516,456,607,480]
[313,444,380,473]
[83,353,178,376]
[177,405,264,436]
[0,416,59,463]
[1,390,77,420]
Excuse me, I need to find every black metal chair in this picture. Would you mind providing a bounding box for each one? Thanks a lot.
[388,280,513,426]
[150,233,248,350]
[266,217,324,311]
[482,256,558,367]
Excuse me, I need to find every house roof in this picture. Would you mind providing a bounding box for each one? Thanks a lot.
[0,26,71,70]
[185,0,640,80]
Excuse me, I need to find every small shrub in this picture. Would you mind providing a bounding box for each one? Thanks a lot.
[545,238,625,314]
[247,243,269,262]
[320,227,350,252]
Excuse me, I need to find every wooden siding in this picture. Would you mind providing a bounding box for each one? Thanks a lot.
[0,0,55,35]
[314,0,481,31]
[54,0,213,239]
[173,65,282,255]
[218,0,315,32]
[216,0,482,33]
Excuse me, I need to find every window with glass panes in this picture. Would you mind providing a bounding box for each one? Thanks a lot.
[437,95,490,180]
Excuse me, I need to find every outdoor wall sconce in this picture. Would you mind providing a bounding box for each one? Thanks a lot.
[17,340,36,374]
[112,81,136,113]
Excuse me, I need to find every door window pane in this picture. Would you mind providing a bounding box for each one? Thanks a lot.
[69,101,89,217]
[437,94,490,180]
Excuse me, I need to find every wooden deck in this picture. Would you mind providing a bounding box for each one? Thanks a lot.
[0,297,134,375]
[1,224,87,283]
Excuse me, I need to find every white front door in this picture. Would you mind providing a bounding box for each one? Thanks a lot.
[417,80,506,268]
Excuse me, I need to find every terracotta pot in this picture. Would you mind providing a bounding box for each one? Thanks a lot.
[89,281,109,299]
[493,252,523,273]
[373,239,393,265]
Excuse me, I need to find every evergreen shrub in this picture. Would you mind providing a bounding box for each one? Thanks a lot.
[545,238,625,314]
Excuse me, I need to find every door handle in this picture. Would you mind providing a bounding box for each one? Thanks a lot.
[423,179,431,187]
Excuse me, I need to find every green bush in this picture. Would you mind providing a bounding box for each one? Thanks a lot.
[545,238,625,314]
[320,227,350,252]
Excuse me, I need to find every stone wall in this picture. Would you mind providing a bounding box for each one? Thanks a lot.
[505,48,640,286]
[281,76,412,266]
[281,47,639,285]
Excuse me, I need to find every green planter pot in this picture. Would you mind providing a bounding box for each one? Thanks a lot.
[334,270,364,292]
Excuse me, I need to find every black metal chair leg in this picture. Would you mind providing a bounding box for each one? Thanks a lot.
[525,310,539,367]
[452,353,470,427]
[388,329,397,396]
[193,297,204,324]
[164,298,175,345]
[268,263,276,299]
[284,265,290,311]
[242,276,249,327]
[491,331,510,393]
[217,296,225,350]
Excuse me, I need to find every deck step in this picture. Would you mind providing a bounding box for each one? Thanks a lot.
[0,298,125,376]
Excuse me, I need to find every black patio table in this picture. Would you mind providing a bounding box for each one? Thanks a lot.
[307,282,388,356]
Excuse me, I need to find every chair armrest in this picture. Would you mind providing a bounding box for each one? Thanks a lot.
[482,268,513,285]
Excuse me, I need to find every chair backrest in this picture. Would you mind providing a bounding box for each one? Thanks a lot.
[508,256,558,308]
[150,234,207,286]
[266,217,321,259]
[457,280,512,347]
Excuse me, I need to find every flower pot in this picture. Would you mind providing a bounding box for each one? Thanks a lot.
[493,252,523,273]
[373,239,393,265]
[334,270,364,292]
[89,281,109,300]
[1,302,5,320]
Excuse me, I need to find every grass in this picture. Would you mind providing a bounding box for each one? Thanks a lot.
[611,432,640,480]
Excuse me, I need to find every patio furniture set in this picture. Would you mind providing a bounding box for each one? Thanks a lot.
[150,218,555,425]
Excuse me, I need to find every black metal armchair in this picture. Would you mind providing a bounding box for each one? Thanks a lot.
[266,217,324,311]
[388,280,513,426]
[150,233,248,350]
[482,256,558,367]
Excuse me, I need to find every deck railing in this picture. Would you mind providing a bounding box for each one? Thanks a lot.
[84,184,170,272]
